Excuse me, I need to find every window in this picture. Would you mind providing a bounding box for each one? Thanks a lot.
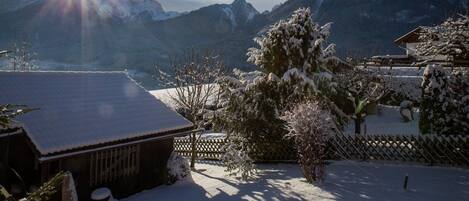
[90,144,140,186]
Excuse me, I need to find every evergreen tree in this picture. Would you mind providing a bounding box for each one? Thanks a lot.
[216,8,345,179]
[420,65,469,135]
[247,8,336,77]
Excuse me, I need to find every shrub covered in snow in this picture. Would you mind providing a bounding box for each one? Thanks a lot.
[399,100,414,122]
[220,134,255,180]
[167,152,191,184]
[419,65,469,135]
[281,101,338,182]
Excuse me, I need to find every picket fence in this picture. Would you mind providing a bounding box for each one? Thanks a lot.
[174,134,469,167]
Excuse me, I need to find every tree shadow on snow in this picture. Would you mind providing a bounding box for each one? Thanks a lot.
[193,163,313,201]
[319,161,469,201]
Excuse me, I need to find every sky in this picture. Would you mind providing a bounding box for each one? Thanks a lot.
[158,0,287,12]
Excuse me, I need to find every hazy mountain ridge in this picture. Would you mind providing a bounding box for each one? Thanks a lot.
[0,0,467,88]
[95,0,181,21]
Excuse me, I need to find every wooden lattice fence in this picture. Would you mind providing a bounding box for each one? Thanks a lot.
[329,134,469,167]
[174,138,225,160]
[174,134,469,168]
[173,138,297,162]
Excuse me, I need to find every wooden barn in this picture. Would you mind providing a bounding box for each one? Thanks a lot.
[0,71,194,200]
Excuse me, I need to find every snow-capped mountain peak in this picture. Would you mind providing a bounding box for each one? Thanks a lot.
[231,0,259,22]
[220,0,259,28]
[96,0,179,21]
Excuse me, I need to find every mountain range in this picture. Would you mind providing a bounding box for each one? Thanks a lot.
[0,0,468,88]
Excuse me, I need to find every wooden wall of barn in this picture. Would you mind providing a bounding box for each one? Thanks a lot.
[42,137,174,201]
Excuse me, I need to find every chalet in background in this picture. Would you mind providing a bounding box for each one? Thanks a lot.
[0,71,194,200]
[369,26,467,67]
[0,50,9,58]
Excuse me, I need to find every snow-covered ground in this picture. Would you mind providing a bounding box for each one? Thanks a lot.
[122,160,469,201]
[344,105,420,135]
[363,66,425,77]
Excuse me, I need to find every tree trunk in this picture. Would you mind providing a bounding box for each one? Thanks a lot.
[354,116,362,135]
[190,133,197,169]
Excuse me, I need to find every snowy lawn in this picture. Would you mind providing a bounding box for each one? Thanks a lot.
[122,160,469,201]
[344,105,420,135]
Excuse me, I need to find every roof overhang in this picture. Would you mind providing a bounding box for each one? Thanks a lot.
[394,26,425,45]
[38,126,199,162]
[0,127,23,139]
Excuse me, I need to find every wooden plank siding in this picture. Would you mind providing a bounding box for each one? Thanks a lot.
[89,144,140,186]
[34,137,175,200]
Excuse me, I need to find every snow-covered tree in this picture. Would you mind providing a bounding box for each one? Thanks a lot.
[415,15,469,135]
[419,65,469,135]
[8,41,38,71]
[155,50,225,169]
[281,101,338,182]
[416,15,469,63]
[215,69,304,179]
[0,104,35,128]
[216,8,346,179]
[334,68,389,134]
[247,7,336,77]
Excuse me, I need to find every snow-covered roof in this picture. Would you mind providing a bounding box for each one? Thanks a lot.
[371,55,410,59]
[394,26,430,44]
[0,71,193,155]
[150,84,220,109]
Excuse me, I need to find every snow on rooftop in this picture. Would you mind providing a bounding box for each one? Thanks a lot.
[344,105,420,135]
[150,84,220,109]
[122,160,469,201]
[0,71,193,155]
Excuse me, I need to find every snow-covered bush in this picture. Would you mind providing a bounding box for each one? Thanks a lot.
[420,65,469,135]
[220,134,255,180]
[281,101,338,183]
[399,100,414,122]
[167,152,191,184]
